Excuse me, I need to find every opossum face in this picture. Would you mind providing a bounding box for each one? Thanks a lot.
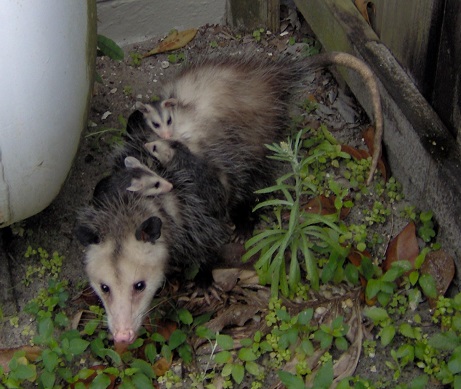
[144,140,175,166]
[124,156,173,195]
[78,216,168,345]
[137,100,176,139]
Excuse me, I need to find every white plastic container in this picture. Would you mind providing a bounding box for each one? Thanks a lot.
[0,0,97,227]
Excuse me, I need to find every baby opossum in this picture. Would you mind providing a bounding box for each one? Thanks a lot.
[145,139,229,221]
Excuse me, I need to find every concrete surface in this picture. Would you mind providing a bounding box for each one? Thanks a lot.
[295,0,461,282]
[97,0,226,46]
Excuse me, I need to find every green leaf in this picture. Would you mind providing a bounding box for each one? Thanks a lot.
[362,307,389,324]
[39,371,56,388]
[89,372,111,389]
[419,274,437,298]
[335,336,349,351]
[278,371,305,389]
[131,372,154,388]
[130,359,156,379]
[169,329,187,350]
[365,279,381,300]
[238,348,258,362]
[221,363,233,377]
[10,363,37,381]
[38,317,54,339]
[297,309,314,326]
[407,374,429,389]
[245,361,261,376]
[178,344,193,363]
[428,331,460,351]
[68,338,90,356]
[178,308,193,325]
[380,325,396,347]
[214,351,232,364]
[97,34,124,60]
[84,319,100,336]
[42,349,60,372]
[144,343,157,364]
[448,346,461,374]
[231,364,245,384]
[399,323,416,339]
[409,271,419,286]
[216,334,234,350]
[312,359,334,388]
[360,257,375,280]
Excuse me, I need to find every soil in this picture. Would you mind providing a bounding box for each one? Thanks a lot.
[0,22,446,388]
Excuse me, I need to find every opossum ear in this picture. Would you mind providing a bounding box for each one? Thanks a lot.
[124,156,143,169]
[162,98,178,109]
[75,225,100,246]
[135,101,150,113]
[136,216,162,244]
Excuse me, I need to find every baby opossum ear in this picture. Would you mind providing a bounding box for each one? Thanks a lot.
[124,156,142,169]
[75,225,101,246]
[135,216,162,244]
[162,98,178,109]
[135,101,150,113]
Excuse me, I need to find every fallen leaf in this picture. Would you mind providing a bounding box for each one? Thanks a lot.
[362,126,388,180]
[302,195,351,219]
[354,0,375,25]
[0,346,42,373]
[341,141,388,181]
[421,250,455,307]
[153,357,172,376]
[143,29,197,58]
[384,222,419,271]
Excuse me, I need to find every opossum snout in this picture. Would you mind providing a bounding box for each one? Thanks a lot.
[113,328,136,344]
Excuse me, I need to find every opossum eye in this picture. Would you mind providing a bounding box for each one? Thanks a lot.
[152,122,160,129]
[100,284,110,294]
[134,281,146,292]
[154,181,160,189]
[167,116,172,125]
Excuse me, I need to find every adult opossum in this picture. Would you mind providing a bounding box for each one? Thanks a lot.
[136,51,383,231]
[145,139,229,221]
[76,190,231,344]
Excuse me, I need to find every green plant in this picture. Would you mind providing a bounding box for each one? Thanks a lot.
[243,128,350,296]
[129,52,143,66]
[252,28,265,42]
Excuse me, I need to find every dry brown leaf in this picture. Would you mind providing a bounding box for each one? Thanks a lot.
[362,126,388,181]
[212,268,259,292]
[354,0,375,25]
[153,357,172,376]
[421,250,455,307]
[0,346,42,373]
[384,222,419,271]
[143,29,197,58]
[302,195,351,219]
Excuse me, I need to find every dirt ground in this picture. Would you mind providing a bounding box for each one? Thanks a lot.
[0,21,445,387]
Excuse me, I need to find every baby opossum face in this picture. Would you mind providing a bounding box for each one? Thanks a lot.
[136,100,177,140]
[124,156,173,195]
[77,215,168,345]
[144,140,175,165]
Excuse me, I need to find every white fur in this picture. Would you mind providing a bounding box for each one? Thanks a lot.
[85,235,168,344]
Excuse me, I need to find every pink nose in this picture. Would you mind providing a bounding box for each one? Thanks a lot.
[113,329,135,344]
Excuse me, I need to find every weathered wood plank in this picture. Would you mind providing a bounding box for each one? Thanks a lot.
[432,0,461,139]
[225,0,280,32]
[372,0,444,99]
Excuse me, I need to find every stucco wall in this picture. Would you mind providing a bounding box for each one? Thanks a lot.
[97,0,226,46]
